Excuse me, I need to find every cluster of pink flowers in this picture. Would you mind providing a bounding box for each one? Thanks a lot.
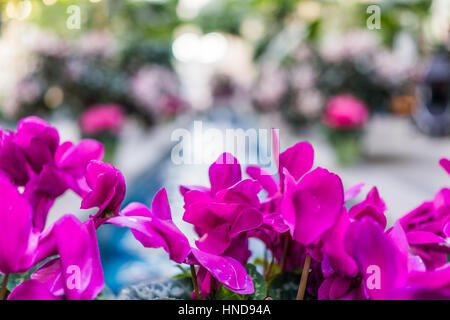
[1,116,449,300]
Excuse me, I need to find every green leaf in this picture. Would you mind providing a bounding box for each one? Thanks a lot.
[118,277,193,300]
[215,285,248,300]
[245,264,266,300]
[173,265,192,279]
[267,272,300,300]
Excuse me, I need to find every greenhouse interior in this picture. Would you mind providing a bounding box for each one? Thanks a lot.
[0,0,449,302]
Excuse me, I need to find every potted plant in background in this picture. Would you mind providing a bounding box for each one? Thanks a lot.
[79,104,125,164]
[322,94,369,166]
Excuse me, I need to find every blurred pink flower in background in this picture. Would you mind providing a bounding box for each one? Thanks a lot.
[79,104,125,136]
[78,30,117,58]
[322,95,369,129]
[130,65,182,116]
[320,30,379,63]
[253,64,288,111]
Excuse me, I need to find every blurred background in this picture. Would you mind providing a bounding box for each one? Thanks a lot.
[0,0,449,294]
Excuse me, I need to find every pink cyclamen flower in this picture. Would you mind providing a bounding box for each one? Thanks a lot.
[182,153,263,256]
[107,188,191,264]
[9,215,104,300]
[0,117,104,231]
[81,160,126,226]
[246,130,316,270]
[322,95,369,129]
[79,104,125,136]
[13,116,60,174]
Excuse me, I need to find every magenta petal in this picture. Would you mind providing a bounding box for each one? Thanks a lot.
[346,217,408,300]
[208,152,242,196]
[195,267,212,298]
[196,224,232,255]
[322,208,358,276]
[53,215,104,300]
[151,188,172,220]
[8,279,59,300]
[439,158,450,175]
[0,131,30,185]
[0,177,37,274]
[30,258,65,297]
[183,203,225,232]
[245,166,278,196]
[150,219,192,263]
[111,200,191,263]
[406,231,447,245]
[408,263,450,290]
[280,168,298,233]
[191,248,253,294]
[81,172,116,213]
[215,179,262,208]
[279,141,314,182]
[56,140,104,177]
[349,187,387,228]
[444,221,450,238]
[230,209,263,238]
[14,117,59,173]
[223,234,251,266]
[16,117,59,154]
[318,277,333,300]
[344,183,364,202]
[329,276,352,300]
[81,160,125,217]
[285,167,344,245]
[108,215,164,243]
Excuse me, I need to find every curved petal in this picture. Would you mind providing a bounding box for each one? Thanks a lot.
[279,141,314,183]
[53,215,104,300]
[349,187,387,229]
[8,279,59,300]
[151,188,172,220]
[56,140,104,177]
[439,158,450,175]
[81,161,125,218]
[215,179,262,208]
[285,167,344,245]
[246,166,278,196]
[344,183,364,202]
[196,224,232,255]
[345,217,408,300]
[230,209,263,238]
[322,208,358,276]
[208,152,241,196]
[0,177,36,274]
[112,201,191,263]
[191,248,253,294]
[406,231,447,245]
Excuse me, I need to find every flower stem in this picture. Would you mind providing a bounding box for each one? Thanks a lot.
[0,274,9,300]
[190,265,201,300]
[263,248,268,275]
[264,254,275,281]
[279,233,290,273]
[296,254,311,300]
